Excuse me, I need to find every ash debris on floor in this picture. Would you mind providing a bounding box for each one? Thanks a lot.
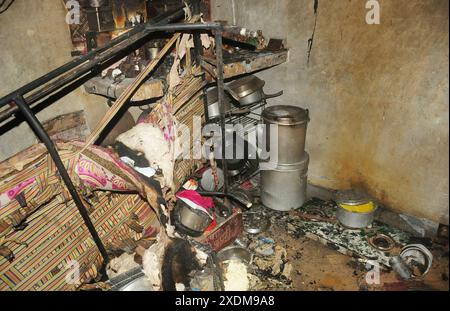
[238,199,449,291]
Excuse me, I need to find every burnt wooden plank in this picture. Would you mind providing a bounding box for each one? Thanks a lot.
[224,50,288,78]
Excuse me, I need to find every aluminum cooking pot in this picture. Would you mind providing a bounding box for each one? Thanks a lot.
[206,87,232,120]
[173,200,213,237]
[335,190,377,229]
[226,75,283,106]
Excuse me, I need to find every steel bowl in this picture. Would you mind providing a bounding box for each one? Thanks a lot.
[173,200,213,237]
[217,246,253,265]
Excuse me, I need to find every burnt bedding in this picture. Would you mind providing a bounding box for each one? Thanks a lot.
[0,141,161,290]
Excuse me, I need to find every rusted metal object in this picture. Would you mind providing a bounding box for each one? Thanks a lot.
[368,233,396,251]
[0,6,186,123]
[197,211,243,251]
[265,38,286,52]
[82,33,181,149]
[81,49,290,104]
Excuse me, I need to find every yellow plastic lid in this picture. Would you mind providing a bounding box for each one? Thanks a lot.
[339,201,375,213]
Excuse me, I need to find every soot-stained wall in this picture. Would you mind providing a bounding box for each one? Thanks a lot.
[212,0,449,224]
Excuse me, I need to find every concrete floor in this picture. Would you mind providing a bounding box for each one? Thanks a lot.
[262,224,448,291]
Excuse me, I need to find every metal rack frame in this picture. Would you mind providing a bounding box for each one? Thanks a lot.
[0,2,232,277]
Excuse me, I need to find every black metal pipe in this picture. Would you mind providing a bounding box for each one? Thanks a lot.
[191,0,203,65]
[13,96,110,267]
[197,191,252,209]
[144,22,222,32]
[213,30,229,196]
[0,8,187,123]
[0,4,186,109]
[0,21,222,125]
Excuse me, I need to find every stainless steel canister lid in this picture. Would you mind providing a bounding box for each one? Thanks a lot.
[334,190,373,206]
[262,105,310,126]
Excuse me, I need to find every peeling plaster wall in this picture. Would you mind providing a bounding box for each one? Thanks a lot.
[212,0,449,224]
[0,0,109,161]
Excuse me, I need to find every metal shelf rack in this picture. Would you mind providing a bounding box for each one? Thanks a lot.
[0,1,234,277]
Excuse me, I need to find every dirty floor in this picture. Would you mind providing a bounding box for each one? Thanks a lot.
[243,212,449,291]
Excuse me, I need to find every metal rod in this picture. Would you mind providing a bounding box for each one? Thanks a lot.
[197,191,252,209]
[191,0,203,65]
[0,5,186,108]
[14,96,110,266]
[144,22,222,32]
[214,30,229,196]
[0,7,187,121]
[0,21,222,124]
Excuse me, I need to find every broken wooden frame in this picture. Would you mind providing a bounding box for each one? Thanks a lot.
[0,6,234,277]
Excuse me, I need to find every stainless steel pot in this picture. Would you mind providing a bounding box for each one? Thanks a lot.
[335,190,377,229]
[226,75,283,106]
[206,87,231,120]
[236,89,284,106]
[336,207,376,229]
[261,105,310,165]
[174,200,212,236]
[261,153,309,211]
[227,75,265,105]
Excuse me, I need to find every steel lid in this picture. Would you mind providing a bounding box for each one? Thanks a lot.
[227,75,265,98]
[262,105,310,125]
[335,190,373,206]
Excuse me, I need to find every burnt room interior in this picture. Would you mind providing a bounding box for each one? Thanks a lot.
[0,0,448,292]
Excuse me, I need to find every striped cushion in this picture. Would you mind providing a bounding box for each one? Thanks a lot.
[0,142,160,291]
